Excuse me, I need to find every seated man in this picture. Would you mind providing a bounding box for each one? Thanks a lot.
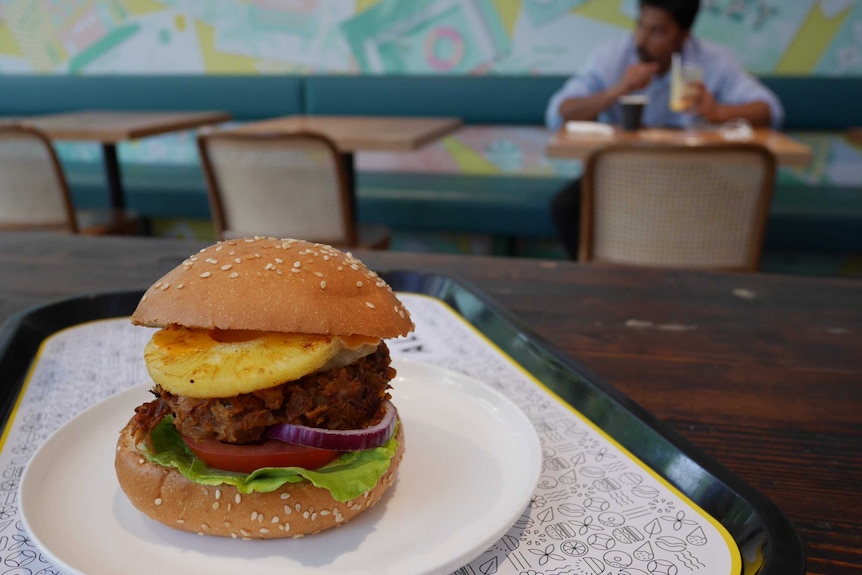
[545,0,783,258]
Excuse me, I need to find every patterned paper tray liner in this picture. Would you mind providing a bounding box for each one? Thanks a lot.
[0,293,739,575]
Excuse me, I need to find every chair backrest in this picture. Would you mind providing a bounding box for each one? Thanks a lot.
[0,124,78,232]
[579,143,776,271]
[197,130,357,245]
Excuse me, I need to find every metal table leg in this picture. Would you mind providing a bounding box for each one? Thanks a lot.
[102,143,125,210]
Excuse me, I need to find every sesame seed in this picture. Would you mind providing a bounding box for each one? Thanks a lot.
[260,528,270,534]
[275,258,283,264]
[154,498,162,506]
[177,283,184,289]
[215,489,221,500]
[153,281,162,289]
[229,272,239,279]
[234,257,241,263]
[251,511,258,521]
[293,261,301,267]
[272,516,279,524]
[280,493,291,499]
[176,519,184,524]
[290,268,300,273]
[320,281,327,290]
[366,302,375,309]
[201,523,210,530]
[236,494,242,504]
[221,264,232,271]
[206,258,218,264]
[356,281,363,288]
[212,502,219,510]
[200,271,211,278]
[264,263,274,271]
[141,295,147,302]
[314,271,324,277]
[240,529,250,537]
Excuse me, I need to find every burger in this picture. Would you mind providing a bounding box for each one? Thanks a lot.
[115,237,414,539]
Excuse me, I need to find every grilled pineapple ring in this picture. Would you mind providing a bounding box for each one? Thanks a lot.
[144,326,379,398]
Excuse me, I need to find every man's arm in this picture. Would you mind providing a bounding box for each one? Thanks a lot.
[686,82,773,126]
[685,43,784,128]
[557,61,659,123]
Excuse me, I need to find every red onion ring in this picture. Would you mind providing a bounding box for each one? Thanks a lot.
[263,402,396,451]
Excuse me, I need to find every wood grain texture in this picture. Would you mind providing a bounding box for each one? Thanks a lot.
[25,110,232,142]
[1,233,860,573]
[230,115,462,152]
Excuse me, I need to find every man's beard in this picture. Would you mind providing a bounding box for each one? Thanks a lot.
[637,47,653,62]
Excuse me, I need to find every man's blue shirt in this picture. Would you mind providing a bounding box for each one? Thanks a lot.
[545,36,784,131]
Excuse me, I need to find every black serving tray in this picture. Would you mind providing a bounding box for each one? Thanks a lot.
[0,271,804,575]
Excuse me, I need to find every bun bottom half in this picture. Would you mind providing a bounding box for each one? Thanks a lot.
[115,415,405,539]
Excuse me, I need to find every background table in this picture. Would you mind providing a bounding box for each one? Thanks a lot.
[0,233,859,573]
[547,126,813,167]
[27,110,231,210]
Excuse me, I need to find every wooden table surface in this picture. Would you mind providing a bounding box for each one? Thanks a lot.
[0,233,860,574]
[20,110,231,209]
[547,125,813,167]
[230,114,462,152]
[25,110,232,143]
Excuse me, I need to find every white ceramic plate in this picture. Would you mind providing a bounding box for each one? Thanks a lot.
[20,359,541,575]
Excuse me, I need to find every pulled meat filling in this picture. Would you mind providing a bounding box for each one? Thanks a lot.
[145,343,394,444]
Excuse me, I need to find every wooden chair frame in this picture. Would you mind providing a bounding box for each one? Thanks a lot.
[578,142,777,272]
[0,123,80,232]
[197,130,366,247]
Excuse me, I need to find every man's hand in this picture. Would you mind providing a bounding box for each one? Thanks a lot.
[614,61,660,95]
[684,81,717,121]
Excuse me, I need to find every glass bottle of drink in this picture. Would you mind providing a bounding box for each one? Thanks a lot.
[670,52,685,112]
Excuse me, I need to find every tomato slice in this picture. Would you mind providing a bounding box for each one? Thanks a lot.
[183,435,339,474]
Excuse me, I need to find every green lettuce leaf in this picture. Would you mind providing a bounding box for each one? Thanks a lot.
[144,416,398,502]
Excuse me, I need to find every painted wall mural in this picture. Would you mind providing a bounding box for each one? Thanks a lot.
[0,0,861,76]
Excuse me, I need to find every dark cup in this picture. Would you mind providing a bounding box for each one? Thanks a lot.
[619,95,647,131]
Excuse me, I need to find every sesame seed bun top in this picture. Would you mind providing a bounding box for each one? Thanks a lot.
[131,237,414,338]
